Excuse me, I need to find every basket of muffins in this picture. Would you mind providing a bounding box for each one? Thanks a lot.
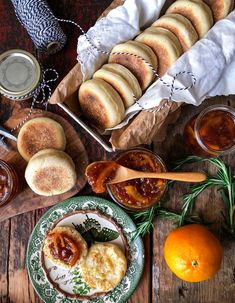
[49,0,234,150]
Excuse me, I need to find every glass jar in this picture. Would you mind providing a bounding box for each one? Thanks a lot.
[184,105,235,157]
[0,160,19,206]
[0,49,41,100]
[107,148,167,211]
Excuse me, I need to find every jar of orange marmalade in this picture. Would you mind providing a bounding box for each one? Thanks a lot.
[107,148,167,210]
[184,105,235,157]
[0,160,19,206]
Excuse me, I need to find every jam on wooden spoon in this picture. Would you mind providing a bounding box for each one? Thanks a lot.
[85,160,206,194]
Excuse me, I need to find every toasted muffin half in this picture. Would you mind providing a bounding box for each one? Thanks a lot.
[25,149,77,196]
[136,27,183,76]
[152,13,199,51]
[93,64,141,108]
[166,0,213,39]
[204,0,234,21]
[43,226,88,269]
[17,117,66,162]
[108,40,158,90]
[80,242,127,292]
[79,78,125,129]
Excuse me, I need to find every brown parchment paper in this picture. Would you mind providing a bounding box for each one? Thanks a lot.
[49,0,181,150]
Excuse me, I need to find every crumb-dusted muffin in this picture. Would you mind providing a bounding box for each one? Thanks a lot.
[99,63,142,100]
[152,13,199,52]
[43,226,88,269]
[135,27,183,76]
[204,0,234,22]
[109,40,158,90]
[17,117,66,161]
[79,78,125,129]
[80,243,127,292]
[25,149,77,196]
[166,0,213,39]
[93,64,142,108]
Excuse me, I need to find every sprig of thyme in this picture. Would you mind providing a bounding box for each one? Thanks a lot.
[130,155,235,240]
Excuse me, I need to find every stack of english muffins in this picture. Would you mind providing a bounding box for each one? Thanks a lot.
[17,117,77,196]
[79,0,234,129]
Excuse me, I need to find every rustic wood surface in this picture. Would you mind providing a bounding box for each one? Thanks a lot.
[0,108,88,222]
[0,1,235,303]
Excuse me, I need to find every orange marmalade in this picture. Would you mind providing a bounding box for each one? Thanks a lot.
[107,149,167,210]
[48,231,80,266]
[0,160,19,206]
[184,105,235,157]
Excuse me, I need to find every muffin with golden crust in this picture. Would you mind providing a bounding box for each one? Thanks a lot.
[25,149,77,196]
[79,78,125,129]
[108,40,158,90]
[166,0,213,39]
[17,117,66,162]
[135,27,183,76]
[43,226,88,269]
[204,0,234,21]
[80,242,127,292]
[152,13,199,52]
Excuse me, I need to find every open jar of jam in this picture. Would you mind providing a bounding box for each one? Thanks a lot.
[107,148,167,210]
[184,105,235,157]
[0,160,19,206]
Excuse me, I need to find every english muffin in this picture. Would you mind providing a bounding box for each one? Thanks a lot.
[43,226,88,269]
[93,64,141,108]
[152,13,199,51]
[17,117,66,162]
[80,243,127,292]
[204,0,234,21]
[25,149,77,196]
[100,64,142,100]
[79,78,125,129]
[166,0,213,39]
[108,40,158,90]
[136,27,183,76]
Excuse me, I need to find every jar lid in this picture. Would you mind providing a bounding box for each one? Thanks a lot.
[0,49,41,98]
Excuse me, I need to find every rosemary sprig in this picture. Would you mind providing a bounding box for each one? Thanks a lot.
[173,155,203,170]
[130,206,157,240]
[130,155,234,240]
[130,204,200,240]
[174,156,235,234]
[209,157,235,235]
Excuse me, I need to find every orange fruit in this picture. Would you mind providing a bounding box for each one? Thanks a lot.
[164,224,223,282]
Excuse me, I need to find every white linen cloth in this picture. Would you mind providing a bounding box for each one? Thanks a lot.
[77,0,235,128]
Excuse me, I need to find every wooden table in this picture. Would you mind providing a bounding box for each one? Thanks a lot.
[0,1,235,302]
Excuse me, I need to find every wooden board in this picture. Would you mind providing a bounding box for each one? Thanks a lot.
[152,98,235,303]
[0,108,88,222]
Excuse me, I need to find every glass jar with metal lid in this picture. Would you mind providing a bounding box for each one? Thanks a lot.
[0,49,41,100]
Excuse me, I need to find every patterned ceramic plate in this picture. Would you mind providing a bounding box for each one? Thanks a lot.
[26,196,144,303]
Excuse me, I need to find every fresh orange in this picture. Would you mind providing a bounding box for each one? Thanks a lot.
[164,224,223,282]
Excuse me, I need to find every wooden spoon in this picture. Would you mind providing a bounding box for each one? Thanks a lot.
[107,164,207,184]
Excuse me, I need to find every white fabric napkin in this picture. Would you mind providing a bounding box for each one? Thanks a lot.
[77,0,166,79]
[77,0,235,129]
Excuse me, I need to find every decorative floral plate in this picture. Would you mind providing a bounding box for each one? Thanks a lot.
[26,196,144,303]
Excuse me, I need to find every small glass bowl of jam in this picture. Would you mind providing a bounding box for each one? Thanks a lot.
[184,105,235,157]
[107,148,167,211]
[0,160,19,206]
